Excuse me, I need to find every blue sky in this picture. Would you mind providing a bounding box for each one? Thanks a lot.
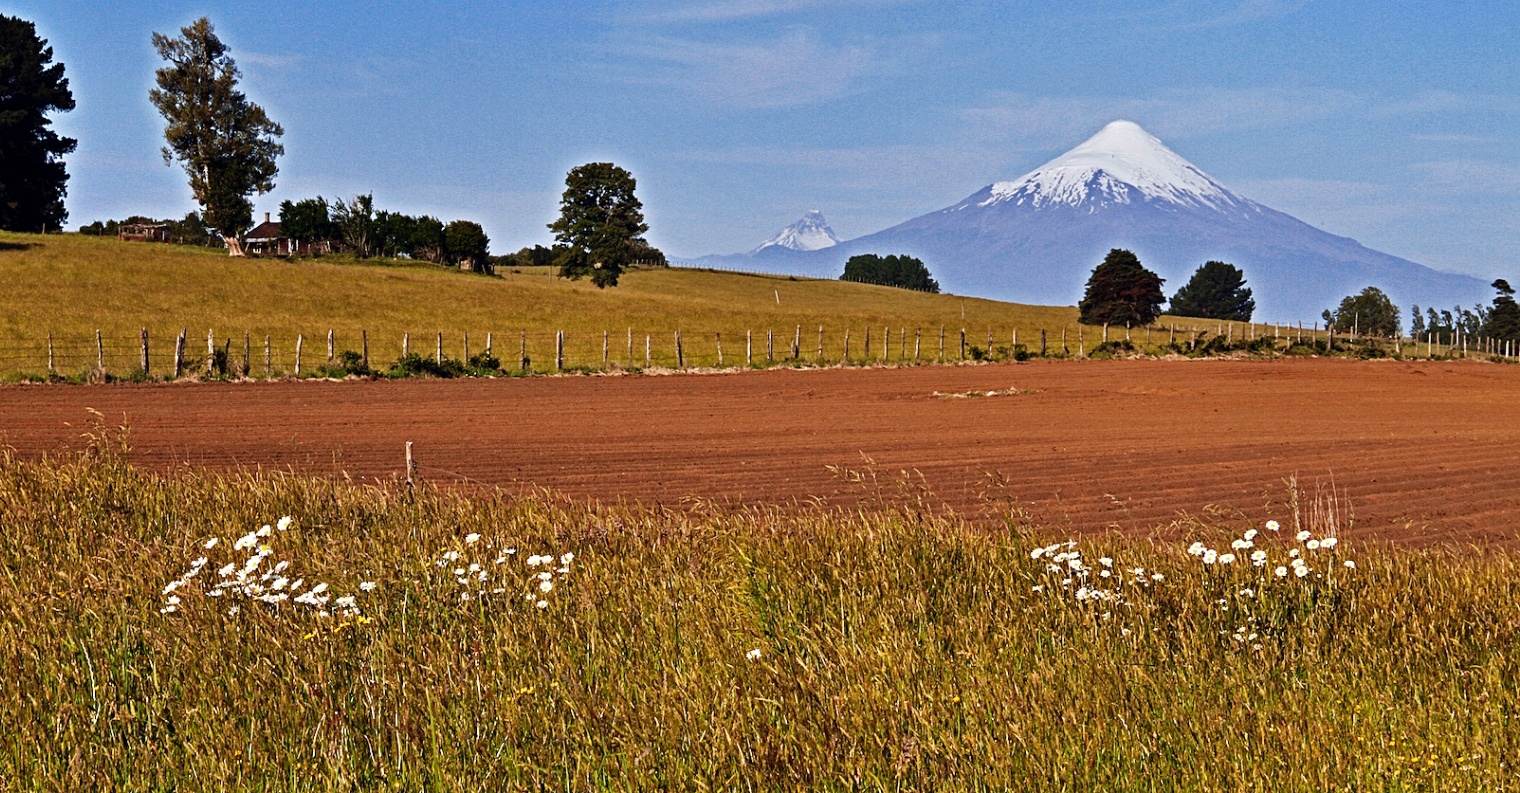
[7,1,1518,278]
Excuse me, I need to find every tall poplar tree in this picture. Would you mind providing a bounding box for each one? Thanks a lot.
[0,14,75,231]
[150,18,283,249]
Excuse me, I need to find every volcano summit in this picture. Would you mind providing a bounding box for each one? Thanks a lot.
[702,121,1486,321]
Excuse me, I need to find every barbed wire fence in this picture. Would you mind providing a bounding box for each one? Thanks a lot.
[0,322,1506,383]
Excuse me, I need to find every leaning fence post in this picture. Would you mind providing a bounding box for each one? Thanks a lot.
[97,329,105,377]
[767,329,773,362]
[716,333,723,366]
[675,330,684,368]
[174,328,186,378]
[141,328,150,375]
[843,329,850,362]
[361,330,369,370]
[793,325,801,360]
[915,327,921,360]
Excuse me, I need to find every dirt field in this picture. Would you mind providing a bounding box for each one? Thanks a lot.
[2,358,1517,543]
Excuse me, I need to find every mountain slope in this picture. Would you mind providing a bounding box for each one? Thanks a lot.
[696,121,1487,321]
[749,210,841,254]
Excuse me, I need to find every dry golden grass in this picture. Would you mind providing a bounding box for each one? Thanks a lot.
[2,428,1518,790]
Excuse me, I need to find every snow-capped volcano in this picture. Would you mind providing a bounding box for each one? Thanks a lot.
[750,210,840,253]
[696,120,1486,320]
[970,120,1248,214]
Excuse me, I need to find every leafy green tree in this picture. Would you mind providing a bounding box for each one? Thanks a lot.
[410,215,446,263]
[1078,248,1166,326]
[277,197,335,244]
[548,162,649,288]
[0,14,76,231]
[1328,286,1400,337]
[1167,261,1254,321]
[1482,280,1520,342]
[841,254,941,292]
[1409,304,1426,339]
[374,211,416,258]
[150,18,283,244]
[331,194,375,258]
[444,220,490,270]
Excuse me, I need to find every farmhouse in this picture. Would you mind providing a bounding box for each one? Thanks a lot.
[242,212,336,257]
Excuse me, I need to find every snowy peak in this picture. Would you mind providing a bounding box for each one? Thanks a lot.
[973,120,1246,213]
[751,209,841,253]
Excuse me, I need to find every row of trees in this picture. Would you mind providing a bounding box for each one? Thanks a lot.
[77,212,220,246]
[840,254,941,292]
[277,195,489,268]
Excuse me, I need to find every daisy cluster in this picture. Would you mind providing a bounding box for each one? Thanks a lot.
[159,516,374,620]
[1187,519,1356,649]
[432,532,574,610]
[1029,541,1164,619]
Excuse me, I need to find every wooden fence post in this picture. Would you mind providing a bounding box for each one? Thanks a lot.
[47,332,54,376]
[97,329,105,376]
[603,330,609,368]
[327,329,335,364]
[243,332,251,377]
[1039,328,1047,356]
[1078,325,1085,358]
[716,333,723,366]
[939,326,945,360]
[206,329,214,376]
[403,331,410,359]
[818,326,824,360]
[960,328,966,360]
[675,330,684,368]
[141,328,150,375]
[864,326,870,360]
[295,334,304,375]
[901,327,907,360]
[265,335,271,377]
[174,328,186,378]
[915,328,921,360]
[627,328,633,367]
[843,329,850,362]
[747,330,753,365]
[1102,323,1108,344]
[405,441,416,488]
[793,325,801,360]
[361,330,369,370]
[556,331,564,370]
[463,332,470,363]
[436,332,443,365]
[521,330,529,371]
[486,332,493,361]
[645,334,650,369]
[767,329,773,362]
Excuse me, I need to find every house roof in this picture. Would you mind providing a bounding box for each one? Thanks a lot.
[246,220,282,241]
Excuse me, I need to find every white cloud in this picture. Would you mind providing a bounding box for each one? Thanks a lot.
[606,27,928,109]
[1409,160,1520,195]
[623,0,919,24]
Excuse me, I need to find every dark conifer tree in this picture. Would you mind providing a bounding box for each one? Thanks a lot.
[1482,280,1520,342]
[0,15,75,231]
[1078,248,1166,326]
[1168,261,1254,321]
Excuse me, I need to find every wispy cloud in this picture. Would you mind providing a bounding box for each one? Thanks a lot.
[961,86,1360,146]
[238,51,304,70]
[622,0,919,24]
[1410,160,1520,195]
[1059,0,1308,31]
[605,27,931,109]
[1181,0,1311,29]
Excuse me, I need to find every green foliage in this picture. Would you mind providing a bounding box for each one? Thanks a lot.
[0,14,75,231]
[277,197,336,244]
[1168,261,1254,321]
[840,254,940,293]
[443,220,490,271]
[150,18,283,239]
[1482,280,1520,342]
[548,162,651,288]
[409,215,446,264]
[331,194,375,258]
[1328,286,1401,337]
[1409,304,1426,338]
[1078,249,1165,326]
[76,211,219,247]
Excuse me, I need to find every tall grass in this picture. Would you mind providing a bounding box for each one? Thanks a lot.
[2,433,1517,790]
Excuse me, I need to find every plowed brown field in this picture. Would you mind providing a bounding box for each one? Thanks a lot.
[3,358,1518,543]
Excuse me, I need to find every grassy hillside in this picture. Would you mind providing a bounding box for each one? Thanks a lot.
[0,231,1331,377]
[0,231,1097,372]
